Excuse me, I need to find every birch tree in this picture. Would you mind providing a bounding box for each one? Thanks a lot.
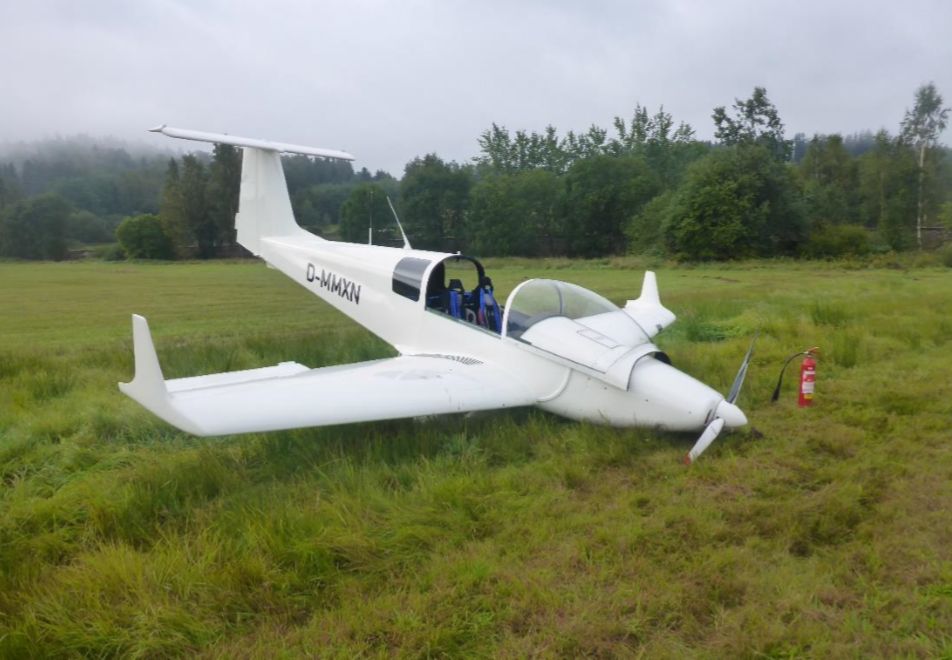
[900,83,949,248]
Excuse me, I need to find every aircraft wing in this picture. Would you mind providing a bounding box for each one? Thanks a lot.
[118,315,535,436]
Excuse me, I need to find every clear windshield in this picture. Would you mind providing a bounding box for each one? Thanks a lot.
[504,279,619,338]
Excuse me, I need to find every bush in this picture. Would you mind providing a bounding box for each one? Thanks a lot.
[116,214,175,260]
[803,224,871,258]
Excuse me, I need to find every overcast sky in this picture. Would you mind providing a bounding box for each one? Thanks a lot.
[1,0,949,174]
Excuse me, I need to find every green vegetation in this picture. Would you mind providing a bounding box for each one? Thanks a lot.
[116,214,174,260]
[0,140,389,260]
[2,85,949,262]
[2,258,951,656]
[0,193,72,260]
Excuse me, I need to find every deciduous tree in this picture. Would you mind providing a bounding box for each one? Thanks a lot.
[899,82,950,247]
[561,155,659,257]
[467,169,562,256]
[340,184,394,244]
[662,145,805,260]
[400,155,472,251]
[713,87,792,161]
[798,134,860,227]
[857,131,918,249]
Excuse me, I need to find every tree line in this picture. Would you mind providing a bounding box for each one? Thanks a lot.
[1,84,949,261]
[0,139,391,259]
[388,84,949,260]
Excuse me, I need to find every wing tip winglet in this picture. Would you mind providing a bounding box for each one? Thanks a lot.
[118,314,207,436]
[641,271,660,304]
[119,314,166,399]
[624,271,676,337]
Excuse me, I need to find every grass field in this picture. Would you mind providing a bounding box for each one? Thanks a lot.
[1,257,951,657]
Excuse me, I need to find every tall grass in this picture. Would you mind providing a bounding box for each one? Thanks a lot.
[1,259,951,656]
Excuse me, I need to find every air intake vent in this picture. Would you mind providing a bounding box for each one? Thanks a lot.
[414,353,483,366]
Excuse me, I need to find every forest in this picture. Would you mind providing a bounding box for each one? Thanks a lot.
[0,85,949,262]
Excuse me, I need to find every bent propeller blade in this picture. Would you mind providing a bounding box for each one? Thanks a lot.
[726,332,758,404]
[685,417,725,464]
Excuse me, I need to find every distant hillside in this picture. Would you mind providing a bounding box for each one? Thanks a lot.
[0,135,181,220]
[0,133,180,165]
[0,135,395,257]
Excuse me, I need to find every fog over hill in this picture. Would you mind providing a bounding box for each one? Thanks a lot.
[0,134,186,168]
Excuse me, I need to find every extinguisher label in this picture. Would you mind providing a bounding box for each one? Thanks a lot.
[800,361,816,406]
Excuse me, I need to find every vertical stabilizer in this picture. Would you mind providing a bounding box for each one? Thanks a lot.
[235,148,309,255]
[147,126,355,255]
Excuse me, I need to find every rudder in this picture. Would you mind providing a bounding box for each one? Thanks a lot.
[236,148,307,255]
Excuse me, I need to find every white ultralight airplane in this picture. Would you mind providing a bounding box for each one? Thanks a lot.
[120,126,754,463]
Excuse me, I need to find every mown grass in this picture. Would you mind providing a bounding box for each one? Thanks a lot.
[1,257,951,657]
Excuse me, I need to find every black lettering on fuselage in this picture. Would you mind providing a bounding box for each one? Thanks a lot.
[306,262,362,305]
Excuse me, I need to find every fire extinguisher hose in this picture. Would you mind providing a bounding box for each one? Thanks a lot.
[771,348,819,402]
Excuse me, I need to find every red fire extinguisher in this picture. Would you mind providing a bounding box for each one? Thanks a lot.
[798,352,817,407]
[772,347,819,406]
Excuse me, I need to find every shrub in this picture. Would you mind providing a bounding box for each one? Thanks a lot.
[115,214,175,260]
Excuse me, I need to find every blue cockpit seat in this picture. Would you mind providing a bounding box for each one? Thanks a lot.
[476,276,502,333]
[444,278,465,320]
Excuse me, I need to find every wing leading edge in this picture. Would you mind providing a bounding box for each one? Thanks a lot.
[118,315,535,436]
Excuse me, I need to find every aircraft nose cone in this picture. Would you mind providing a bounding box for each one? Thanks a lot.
[716,400,748,428]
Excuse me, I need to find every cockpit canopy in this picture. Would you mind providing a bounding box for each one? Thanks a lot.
[504,279,619,339]
[502,279,662,387]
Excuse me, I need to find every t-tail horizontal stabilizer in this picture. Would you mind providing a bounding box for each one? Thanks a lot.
[149,124,355,256]
[148,125,355,161]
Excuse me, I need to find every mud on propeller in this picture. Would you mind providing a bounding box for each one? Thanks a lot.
[685,334,758,464]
